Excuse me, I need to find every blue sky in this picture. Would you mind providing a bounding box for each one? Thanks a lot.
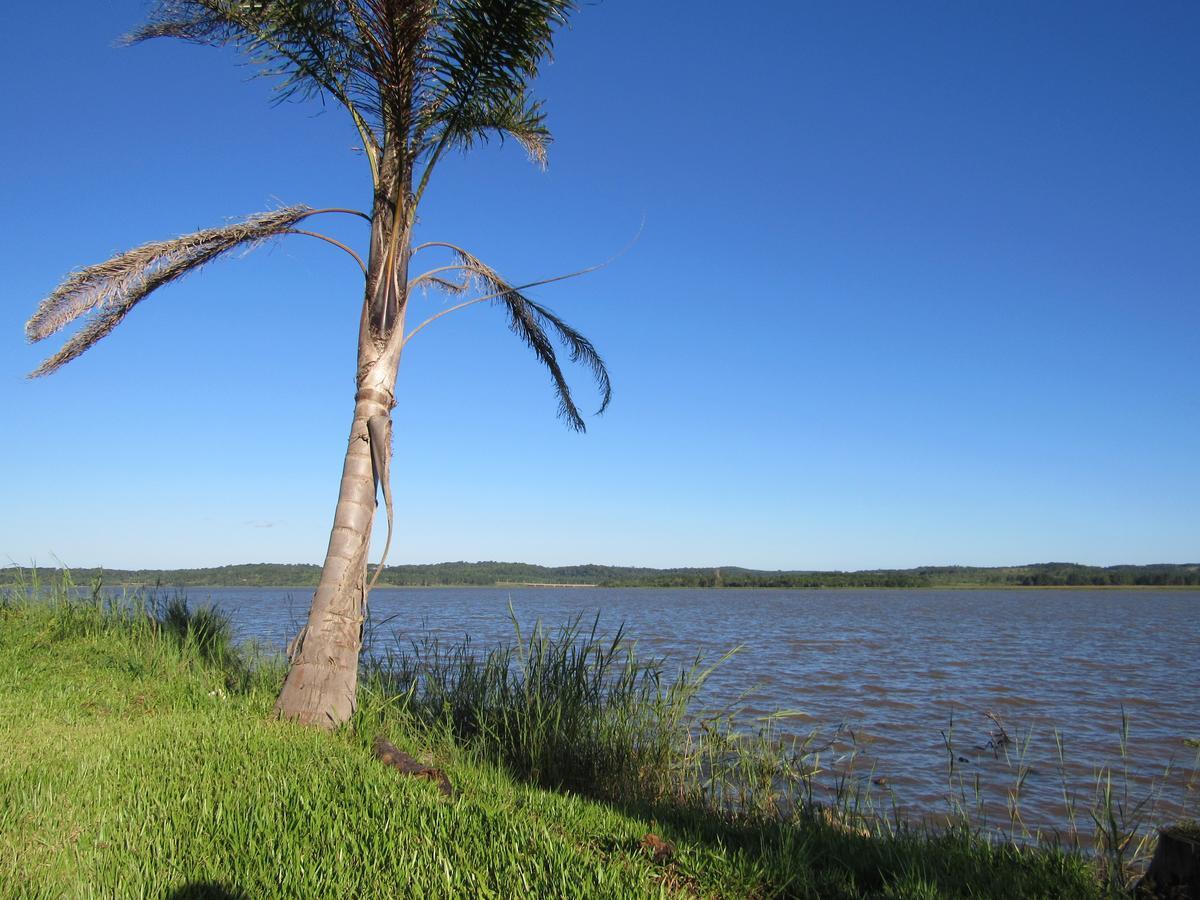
[2,1,1197,570]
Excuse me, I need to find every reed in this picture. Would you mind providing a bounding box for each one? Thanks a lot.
[360,610,732,804]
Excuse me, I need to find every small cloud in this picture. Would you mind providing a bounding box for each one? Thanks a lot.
[244,520,281,529]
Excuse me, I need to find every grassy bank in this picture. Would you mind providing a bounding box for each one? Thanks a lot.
[0,587,1125,897]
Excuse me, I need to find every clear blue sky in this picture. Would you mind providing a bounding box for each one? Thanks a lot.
[3,2,1197,571]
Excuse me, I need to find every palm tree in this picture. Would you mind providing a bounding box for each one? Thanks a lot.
[24,0,610,729]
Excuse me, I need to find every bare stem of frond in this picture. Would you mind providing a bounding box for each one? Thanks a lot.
[283,229,367,274]
[26,205,313,377]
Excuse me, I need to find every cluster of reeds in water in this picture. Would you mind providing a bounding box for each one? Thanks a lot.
[6,570,1196,892]
[937,707,1200,892]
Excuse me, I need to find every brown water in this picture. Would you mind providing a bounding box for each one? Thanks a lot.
[201,586,1200,837]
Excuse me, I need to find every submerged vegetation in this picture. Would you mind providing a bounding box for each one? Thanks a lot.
[1,574,1191,896]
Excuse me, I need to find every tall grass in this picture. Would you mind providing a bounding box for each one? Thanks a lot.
[359,610,932,826]
[360,609,858,822]
[361,612,728,803]
[1,566,274,694]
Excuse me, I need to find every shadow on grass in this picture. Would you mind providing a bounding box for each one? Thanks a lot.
[600,793,1104,899]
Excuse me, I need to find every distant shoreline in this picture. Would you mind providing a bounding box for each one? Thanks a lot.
[85,584,1200,593]
[4,560,1197,592]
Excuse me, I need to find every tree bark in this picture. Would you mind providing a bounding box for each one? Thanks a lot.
[275,153,409,729]
[272,380,394,727]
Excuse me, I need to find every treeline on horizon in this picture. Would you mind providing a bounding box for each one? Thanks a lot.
[3,561,1198,589]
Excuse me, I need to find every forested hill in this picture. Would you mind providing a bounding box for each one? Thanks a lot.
[2,562,1198,588]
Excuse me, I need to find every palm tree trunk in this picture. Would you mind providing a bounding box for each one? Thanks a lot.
[276,160,409,728]
[272,378,394,727]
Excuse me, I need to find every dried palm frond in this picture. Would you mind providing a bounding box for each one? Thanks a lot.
[26,205,312,377]
[451,247,611,431]
[420,275,471,295]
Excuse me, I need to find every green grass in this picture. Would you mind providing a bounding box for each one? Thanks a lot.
[0,583,1115,898]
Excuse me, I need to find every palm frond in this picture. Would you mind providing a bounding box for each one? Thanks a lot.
[130,2,577,183]
[522,295,611,415]
[451,248,609,431]
[420,275,471,295]
[26,206,311,377]
[416,0,576,179]
[351,0,437,144]
[441,92,550,166]
[129,1,384,155]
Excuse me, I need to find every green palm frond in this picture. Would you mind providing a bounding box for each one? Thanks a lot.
[451,248,610,431]
[129,1,385,170]
[130,2,579,187]
[415,0,577,187]
[441,91,551,166]
[26,206,312,378]
[130,2,354,107]
[522,294,612,416]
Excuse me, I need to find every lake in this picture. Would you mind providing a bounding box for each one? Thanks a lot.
[183,586,1199,837]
